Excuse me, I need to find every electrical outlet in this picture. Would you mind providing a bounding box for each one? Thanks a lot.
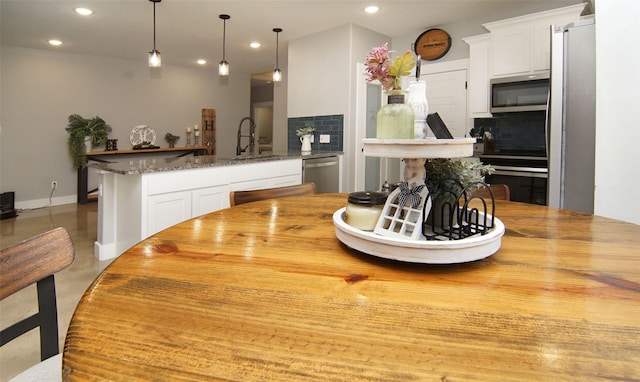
[51,181,58,189]
[320,134,330,143]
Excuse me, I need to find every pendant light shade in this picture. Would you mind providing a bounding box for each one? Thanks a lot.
[148,0,162,67]
[273,28,283,82]
[219,14,230,77]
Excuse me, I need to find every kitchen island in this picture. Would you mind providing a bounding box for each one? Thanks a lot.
[91,151,341,260]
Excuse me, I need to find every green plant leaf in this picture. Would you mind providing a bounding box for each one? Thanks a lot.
[388,51,415,78]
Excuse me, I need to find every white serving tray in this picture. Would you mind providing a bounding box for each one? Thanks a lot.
[333,207,504,264]
[362,138,475,158]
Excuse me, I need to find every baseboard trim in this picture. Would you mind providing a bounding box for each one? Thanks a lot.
[15,195,78,210]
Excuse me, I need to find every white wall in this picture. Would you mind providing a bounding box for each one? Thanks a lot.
[287,24,389,192]
[0,46,251,207]
[593,0,640,225]
[287,24,351,118]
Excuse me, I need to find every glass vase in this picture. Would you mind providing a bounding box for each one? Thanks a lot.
[407,80,429,139]
[376,91,414,139]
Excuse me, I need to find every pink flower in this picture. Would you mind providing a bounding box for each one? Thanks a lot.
[364,43,415,91]
[364,43,395,90]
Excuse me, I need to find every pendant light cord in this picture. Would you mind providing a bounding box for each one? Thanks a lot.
[153,1,157,50]
[222,18,226,60]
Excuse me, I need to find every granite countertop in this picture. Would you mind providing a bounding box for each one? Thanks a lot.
[88,151,342,175]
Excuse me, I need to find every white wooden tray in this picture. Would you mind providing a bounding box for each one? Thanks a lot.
[333,207,504,264]
[362,138,475,158]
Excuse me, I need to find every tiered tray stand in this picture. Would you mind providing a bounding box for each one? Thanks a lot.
[333,138,505,264]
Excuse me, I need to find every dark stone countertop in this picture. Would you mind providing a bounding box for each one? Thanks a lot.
[88,151,343,175]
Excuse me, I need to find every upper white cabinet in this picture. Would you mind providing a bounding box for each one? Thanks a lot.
[463,34,492,118]
[483,4,585,77]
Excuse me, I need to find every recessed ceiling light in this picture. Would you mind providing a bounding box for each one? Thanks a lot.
[197,59,207,65]
[250,42,261,49]
[364,5,379,14]
[48,39,63,46]
[74,7,93,16]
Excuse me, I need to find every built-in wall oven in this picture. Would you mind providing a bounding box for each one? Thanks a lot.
[479,154,548,205]
[476,73,551,205]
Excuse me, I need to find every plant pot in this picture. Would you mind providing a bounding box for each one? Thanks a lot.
[300,134,312,152]
[426,196,458,228]
[84,136,92,153]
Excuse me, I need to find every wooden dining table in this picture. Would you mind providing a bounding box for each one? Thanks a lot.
[63,193,640,381]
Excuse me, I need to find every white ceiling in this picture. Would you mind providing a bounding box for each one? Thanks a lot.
[1,0,583,77]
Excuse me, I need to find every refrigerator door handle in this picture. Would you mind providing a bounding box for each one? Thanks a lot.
[545,89,550,158]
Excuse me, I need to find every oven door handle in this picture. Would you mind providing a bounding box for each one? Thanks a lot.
[492,166,548,179]
[491,165,548,173]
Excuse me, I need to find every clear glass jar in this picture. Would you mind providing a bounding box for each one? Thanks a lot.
[407,80,429,139]
[376,91,414,139]
[346,191,388,231]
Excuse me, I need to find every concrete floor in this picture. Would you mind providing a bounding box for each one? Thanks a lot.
[0,202,112,381]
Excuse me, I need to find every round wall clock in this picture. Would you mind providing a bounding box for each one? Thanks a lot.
[414,28,452,61]
[130,125,157,145]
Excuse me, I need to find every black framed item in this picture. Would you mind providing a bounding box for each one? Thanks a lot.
[427,112,454,139]
[414,28,451,61]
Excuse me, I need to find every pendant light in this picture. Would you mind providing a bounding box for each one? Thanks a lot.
[219,14,230,77]
[148,0,161,67]
[273,28,283,82]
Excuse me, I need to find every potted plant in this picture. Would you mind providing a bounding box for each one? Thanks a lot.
[66,114,112,169]
[296,126,316,153]
[424,158,493,226]
[165,133,180,148]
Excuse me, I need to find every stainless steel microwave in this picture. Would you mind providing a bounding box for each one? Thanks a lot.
[490,72,550,113]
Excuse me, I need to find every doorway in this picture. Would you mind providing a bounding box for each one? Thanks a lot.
[251,72,275,153]
[422,68,468,138]
[253,102,273,153]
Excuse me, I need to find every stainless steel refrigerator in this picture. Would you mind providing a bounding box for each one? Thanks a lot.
[547,17,596,213]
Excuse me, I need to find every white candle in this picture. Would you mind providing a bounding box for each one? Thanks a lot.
[194,124,199,131]
[195,131,200,137]
[186,127,192,133]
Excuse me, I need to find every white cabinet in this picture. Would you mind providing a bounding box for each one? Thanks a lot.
[192,185,229,218]
[96,158,303,260]
[146,184,230,235]
[489,25,531,76]
[146,190,192,236]
[229,159,302,191]
[463,34,492,118]
[484,4,584,77]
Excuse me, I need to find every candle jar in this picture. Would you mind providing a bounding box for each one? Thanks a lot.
[346,191,388,231]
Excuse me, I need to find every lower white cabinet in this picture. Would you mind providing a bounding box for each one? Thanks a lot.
[96,158,302,260]
[146,184,230,236]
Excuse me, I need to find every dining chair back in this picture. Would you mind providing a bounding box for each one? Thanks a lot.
[230,183,317,206]
[471,184,511,201]
[0,227,75,381]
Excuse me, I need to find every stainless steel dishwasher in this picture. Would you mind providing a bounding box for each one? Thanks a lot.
[302,156,339,193]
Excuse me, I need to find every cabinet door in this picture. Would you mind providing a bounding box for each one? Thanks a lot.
[192,185,229,218]
[492,26,531,76]
[532,23,553,72]
[146,191,192,237]
[464,34,492,117]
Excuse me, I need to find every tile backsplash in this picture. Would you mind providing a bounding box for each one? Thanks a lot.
[474,111,546,154]
[288,115,343,152]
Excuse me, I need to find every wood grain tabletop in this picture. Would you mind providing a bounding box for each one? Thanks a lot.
[63,194,640,381]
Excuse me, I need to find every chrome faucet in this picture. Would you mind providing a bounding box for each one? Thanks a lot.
[236,117,256,156]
